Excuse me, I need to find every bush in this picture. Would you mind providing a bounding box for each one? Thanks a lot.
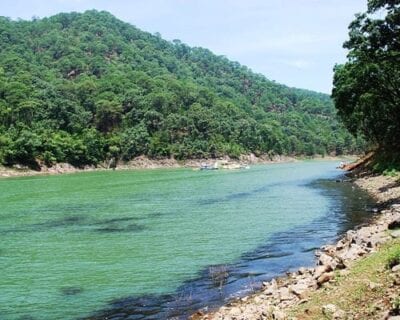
[386,247,400,269]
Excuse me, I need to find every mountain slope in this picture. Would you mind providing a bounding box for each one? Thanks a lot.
[0,10,362,167]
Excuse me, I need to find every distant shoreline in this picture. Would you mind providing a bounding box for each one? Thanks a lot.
[0,154,355,179]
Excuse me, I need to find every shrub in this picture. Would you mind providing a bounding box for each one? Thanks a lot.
[386,247,400,269]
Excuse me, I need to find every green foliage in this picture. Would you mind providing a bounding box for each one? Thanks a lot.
[370,150,400,175]
[391,296,400,316]
[386,246,400,269]
[0,10,361,168]
[332,0,400,156]
[120,124,150,160]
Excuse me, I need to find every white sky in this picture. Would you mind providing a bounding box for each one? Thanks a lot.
[1,0,367,93]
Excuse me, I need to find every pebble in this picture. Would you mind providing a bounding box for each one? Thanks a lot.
[368,281,381,290]
[333,309,347,319]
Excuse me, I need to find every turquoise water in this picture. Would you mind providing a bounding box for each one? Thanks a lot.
[0,161,374,319]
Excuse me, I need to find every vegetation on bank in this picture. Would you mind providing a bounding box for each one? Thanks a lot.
[332,0,400,172]
[0,11,362,168]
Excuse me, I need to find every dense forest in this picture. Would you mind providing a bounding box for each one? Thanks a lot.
[332,0,399,171]
[0,11,363,168]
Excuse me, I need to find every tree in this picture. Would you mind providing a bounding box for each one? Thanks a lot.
[95,99,123,133]
[332,0,400,152]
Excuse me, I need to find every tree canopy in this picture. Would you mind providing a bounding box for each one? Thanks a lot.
[332,0,400,155]
[0,11,361,168]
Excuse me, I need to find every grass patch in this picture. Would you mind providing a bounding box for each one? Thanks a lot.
[289,239,400,319]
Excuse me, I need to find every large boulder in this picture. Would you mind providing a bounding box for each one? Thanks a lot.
[314,265,331,279]
[338,243,367,261]
[318,253,338,270]
[317,272,334,286]
[390,230,400,238]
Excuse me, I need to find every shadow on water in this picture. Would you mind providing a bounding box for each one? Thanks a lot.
[0,215,146,234]
[61,287,84,296]
[198,182,283,206]
[85,178,377,320]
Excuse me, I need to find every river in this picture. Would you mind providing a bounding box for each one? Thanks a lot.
[0,161,375,319]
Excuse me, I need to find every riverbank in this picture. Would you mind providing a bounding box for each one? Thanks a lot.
[0,154,354,178]
[193,170,400,319]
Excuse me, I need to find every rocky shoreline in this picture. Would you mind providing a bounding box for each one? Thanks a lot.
[192,172,400,320]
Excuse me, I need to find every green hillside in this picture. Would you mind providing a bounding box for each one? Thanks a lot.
[0,10,362,168]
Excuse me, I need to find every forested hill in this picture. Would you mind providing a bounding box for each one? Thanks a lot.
[0,10,362,167]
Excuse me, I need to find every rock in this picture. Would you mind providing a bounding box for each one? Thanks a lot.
[390,230,400,238]
[353,227,372,245]
[298,267,307,275]
[336,239,348,251]
[339,244,366,261]
[321,244,337,255]
[391,204,400,211]
[333,309,347,319]
[318,253,338,270]
[190,310,205,319]
[388,316,400,320]
[368,281,381,290]
[272,310,287,320]
[314,265,330,279]
[278,287,292,301]
[346,230,356,243]
[253,296,262,304]
[392,264,400,272]
[389,273,400,285]
[262,305,275,317]
[263,279,278,295]
[388,218,400,230]
[228,307,241,316]
[317,272,334,286]
[263,287,275,296]
[322,304,338,316]
[367,233,388,247]
[290,283,309,299]
[334,257,347,270]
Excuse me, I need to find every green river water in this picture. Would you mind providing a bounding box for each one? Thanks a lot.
[0,161,374,319]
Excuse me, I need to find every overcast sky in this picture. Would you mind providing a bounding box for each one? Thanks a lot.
[1,0,367,93]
